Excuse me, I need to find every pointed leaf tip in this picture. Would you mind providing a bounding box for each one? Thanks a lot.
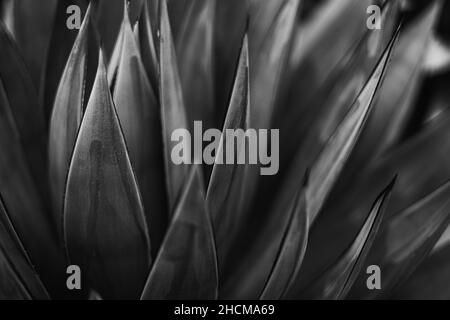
[64,47,151,299]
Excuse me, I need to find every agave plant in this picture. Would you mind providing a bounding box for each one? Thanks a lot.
[0,0,450,300]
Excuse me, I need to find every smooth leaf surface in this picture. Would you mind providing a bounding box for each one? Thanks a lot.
[300,179,394,299]
[64,50,151,299]
[206,35,250,273]
[348,179,450,299]
[260,187,308,300]
[112,5,167,257]
[141,166,218,300]
[0,78,66,298]
[159,0,190,214]
[0,21,48,201]
[176,0,215,129]
[306,36,394,226]
[49,4,98,237]
[0,197,49,300]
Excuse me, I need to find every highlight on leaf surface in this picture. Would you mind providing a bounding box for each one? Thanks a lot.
[141,166,218,300]
[300,178,395,300]
[64,49,151,299]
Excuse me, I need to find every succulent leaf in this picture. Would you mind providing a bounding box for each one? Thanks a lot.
[159,0,190,214]
[348,179,450,299]
[260,186,308,300]
[300,179,394,300]
[64,49,151,299]
[49,4,98,238]
[111,4,167,257]
[141,166,218,300]
[206,34,250,273]
[0,196,49,300]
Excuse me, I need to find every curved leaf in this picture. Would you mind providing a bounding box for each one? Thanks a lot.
[0,78,66,298]
[112,5,167,257]
[0,21,48,201]
[206,34,250,271]
[141,166,218,300]
[159,0,190,214]
[300,179,394,299]
[176,0,215,128]
[260,186,308,300]
[138,0,159,93]
[306,35,395,226]
[0,196,49,300]
[64,49,151,299]
[49,4,98,238]
[348,179,450,299]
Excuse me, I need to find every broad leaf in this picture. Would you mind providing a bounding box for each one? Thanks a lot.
[141,166,218,299]
[112,5,167,257]
[64,49,151,299]
[49,4,98,238]
[206,34,250,273]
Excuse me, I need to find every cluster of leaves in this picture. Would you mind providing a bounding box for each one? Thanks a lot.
[0,0,449,300]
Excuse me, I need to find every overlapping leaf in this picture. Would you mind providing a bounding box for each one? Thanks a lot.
[176,0,215,129]
[64,49,151,299]
[306,35,395,226]
[138,0,159,93]
[260,187,308,300]
[141,166,218,300]
[300,179,394,299]
[348,179,450,299]
[0,197,49,300]
[206,34,250,272]
[0,64,65,299]
[159,0,190,214]
[0,21,48,200]
[49,4,98,237]
[111,5,166,257]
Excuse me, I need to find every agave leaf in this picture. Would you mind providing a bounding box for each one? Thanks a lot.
[0,77,66,298]
[260,186,308,300]
[275,1,398,170]
[49,4,98,238]
[354,1,442,169]
[279,28,399,296]
[0,21,48,200]
[141,166,218,300]
[176,0,215,129]
[92,0,144,61]
[300,179,394,300]
[206,34,249,270]
[1,0,57,88]
[296,107,450,296]
[112,5,167,257]
[348,179,450,299]
[0,197,49,300]
[392,244,450,299]
[43,0,89,123]
[289,0,381,82]
[306,34,395,226]
[159,0,190,214]
[64,49,151,299]
[218,3,300,298]
[214,0,248,124]
[107,16,125,86]
[138,0,159,92]
[250,0,300,128]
